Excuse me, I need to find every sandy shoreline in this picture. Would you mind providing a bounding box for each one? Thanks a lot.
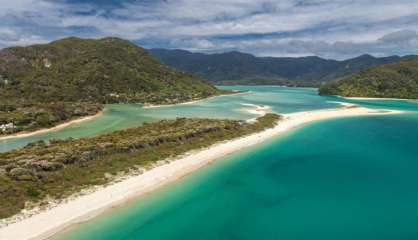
[240,103,272,122]
[0,112,103,141]
[343,96,417,101]
[0,106,402,240]
[143,91,250,109]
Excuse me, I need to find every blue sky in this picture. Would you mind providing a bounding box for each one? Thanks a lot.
[1,0,418,59]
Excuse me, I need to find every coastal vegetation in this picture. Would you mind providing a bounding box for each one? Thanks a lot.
[0,37,222,135]
[0,102,101,135]
[319,57,418,99]
[0,113,281,219]
[151,49,415,87]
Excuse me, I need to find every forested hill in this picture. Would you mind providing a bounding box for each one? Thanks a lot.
[150,48,415,87]
[0,37,220,104]
[319,57,418,99]
[0,37,221,135]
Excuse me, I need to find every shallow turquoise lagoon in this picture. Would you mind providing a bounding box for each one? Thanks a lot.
[1,86,340,152]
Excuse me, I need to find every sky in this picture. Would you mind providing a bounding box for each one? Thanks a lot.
[0,0,418,60]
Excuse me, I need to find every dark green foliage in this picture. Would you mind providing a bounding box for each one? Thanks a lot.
[26,187,41,198]
[0,37,220,104]
[319,57,418,99]
[150,49,415,87]
[0,102,102,135]
[0,114,281,219]
[0,37,222,135]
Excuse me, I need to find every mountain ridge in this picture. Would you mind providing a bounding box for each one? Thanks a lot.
[150,48,416,87]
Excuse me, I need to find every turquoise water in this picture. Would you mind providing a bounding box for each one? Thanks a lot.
[55,111,418,240]
[48,86,418,240]
[1,86,340,152]
[2,86,418,239]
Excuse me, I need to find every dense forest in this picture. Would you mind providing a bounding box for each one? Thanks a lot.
[319,57,418,99]
[0,37,222,135]
[150,49,415,87]
[0,114,281,219]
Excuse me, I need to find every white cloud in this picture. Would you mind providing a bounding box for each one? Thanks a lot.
[0,0,418,59]
[171,38,216,50]
[216,30,418,59]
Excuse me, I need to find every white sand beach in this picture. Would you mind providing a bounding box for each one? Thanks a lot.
[241,103,272,122]
[0,112,103,141]
[0,105,402,240]
[143,99,204,108]
[344,96,417,101]
[143,91,250,109]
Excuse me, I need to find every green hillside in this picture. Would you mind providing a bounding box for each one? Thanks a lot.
[0,37,219,103]
[0,37,220,135]
[319,57,418,99]
[150,49,414,87]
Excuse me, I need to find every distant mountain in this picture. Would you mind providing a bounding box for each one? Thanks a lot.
[0,37,221,135]
[150,49,415,87]
[319,57,418,99]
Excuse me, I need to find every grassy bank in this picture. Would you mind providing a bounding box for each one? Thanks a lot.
[0,114,281,219]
